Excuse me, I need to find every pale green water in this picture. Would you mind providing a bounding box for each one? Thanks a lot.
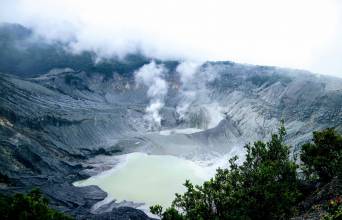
[74,152,213,208]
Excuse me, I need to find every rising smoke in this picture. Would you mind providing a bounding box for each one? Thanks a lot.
[134,61,168,130]
[134,60,224,130]
[175,61,202,120]
[175,61,225,129]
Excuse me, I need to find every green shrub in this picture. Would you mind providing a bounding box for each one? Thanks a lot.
[150,204,163,218]
[151,123,301,219]
[0,189,72,220]
[323,196,342,220]
[300,128,342,183]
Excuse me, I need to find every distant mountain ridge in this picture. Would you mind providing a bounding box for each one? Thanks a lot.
[0,23,341,219]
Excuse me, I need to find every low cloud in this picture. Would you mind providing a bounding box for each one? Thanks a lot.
[0,0,341,77]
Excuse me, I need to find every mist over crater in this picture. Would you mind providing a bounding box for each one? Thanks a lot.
[0,23,341,219]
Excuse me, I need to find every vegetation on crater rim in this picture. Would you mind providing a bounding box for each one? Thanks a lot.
[0,124,340,219]
[0,188,72,220]
[151,125,342,220]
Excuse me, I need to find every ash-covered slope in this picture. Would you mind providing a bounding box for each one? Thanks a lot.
[191,63,342,153]
[0,23,341,219]
[0,73,154,219]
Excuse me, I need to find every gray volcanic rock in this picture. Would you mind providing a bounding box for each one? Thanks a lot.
[0,24,342,219]
[85,207,154,220]
[1,60,342,218]
[0,73,151,219]
[292,178,342,220]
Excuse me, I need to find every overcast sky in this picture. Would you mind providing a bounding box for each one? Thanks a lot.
[1,0,341,77]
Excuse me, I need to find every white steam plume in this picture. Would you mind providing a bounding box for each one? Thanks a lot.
[135,61,168,130]
[176,61,202,119]
[176,61,225,129]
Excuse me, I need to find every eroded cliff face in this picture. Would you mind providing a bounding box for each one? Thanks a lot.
[1,62,341,173]
[0,24,341,219]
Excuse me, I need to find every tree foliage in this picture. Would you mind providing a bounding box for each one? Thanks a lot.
[300,128,342,183]
[323,196,342,220]
[0,189,72,220]
[152,126,342,219]
[151,123,301,219]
